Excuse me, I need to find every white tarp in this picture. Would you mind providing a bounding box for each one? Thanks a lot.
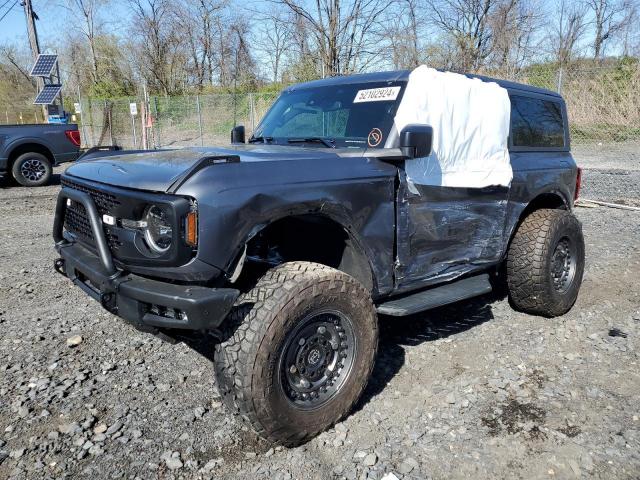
[394,66,512,189]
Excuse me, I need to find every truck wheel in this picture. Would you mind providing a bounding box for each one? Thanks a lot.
[12,152,52,187]
[506,209,585,317]
[214,261,378,446]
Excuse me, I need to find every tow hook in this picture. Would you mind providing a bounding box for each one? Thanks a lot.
[54,258,66,275]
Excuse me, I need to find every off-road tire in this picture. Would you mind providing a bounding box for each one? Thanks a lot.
[506,208,585,317]
[12,152,52,187]
[214,261,378,446]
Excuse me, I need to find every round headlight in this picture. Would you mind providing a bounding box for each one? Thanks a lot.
[143,205,172,253]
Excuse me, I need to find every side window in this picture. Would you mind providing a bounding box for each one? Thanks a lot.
[510,95,565,148]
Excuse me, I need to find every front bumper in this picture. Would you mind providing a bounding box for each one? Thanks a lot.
[53,187,239,332]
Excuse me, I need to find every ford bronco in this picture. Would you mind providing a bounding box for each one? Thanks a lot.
[53,68,584,446]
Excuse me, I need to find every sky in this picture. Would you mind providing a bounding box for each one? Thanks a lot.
[0,0,633,64]
[0,1,127,48]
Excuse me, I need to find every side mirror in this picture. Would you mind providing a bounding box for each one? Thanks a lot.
[399,124,433,158]
[231,125,245,144]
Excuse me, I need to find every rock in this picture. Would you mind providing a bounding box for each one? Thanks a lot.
[201,458,223,472]
[194,406,206,418]
[9,448,25,459]
[353,451,368,462]
[162,451,183,470]
[106,421,123,435]
[66,335,83,347]
[381,474,400,480]
[445,392,457,404]
[363,453,378,466]
[398,457,419,474]
[58,422,80,435]
[93,423,107,434]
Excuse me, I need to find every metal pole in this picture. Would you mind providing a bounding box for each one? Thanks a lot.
[22,0,46,120]
[196,95,203,146]
[78,86,88,147]
[131,113,137,149]
[557,66,563,94]
[107,102,113,146]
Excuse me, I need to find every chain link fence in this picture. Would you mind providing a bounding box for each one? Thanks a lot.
[3,64,638,162]
[75,92,279,151]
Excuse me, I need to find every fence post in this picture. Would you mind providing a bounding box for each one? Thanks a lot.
[556,66,563,94]
[154,96,161,148]
[249,93,255,131]
[131,100,137,149]
[196,95,204,146]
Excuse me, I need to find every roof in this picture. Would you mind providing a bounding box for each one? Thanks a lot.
[287,69,561,98]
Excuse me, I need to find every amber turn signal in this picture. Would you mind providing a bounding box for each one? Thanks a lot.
[185,211,198,247]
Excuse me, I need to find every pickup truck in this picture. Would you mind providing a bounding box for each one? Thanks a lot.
[0,123,81,186]
[52,67,584,446]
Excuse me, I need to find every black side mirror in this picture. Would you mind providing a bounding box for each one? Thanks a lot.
[231,125,245,144]
[399,124,433,158]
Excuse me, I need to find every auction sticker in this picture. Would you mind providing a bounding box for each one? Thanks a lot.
[353,86,401,103]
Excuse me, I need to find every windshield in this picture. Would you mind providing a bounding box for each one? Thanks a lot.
[252,81,406,149]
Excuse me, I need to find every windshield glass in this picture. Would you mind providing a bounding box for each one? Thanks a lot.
[252,81,406,149]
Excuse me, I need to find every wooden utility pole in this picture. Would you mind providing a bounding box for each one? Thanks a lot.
[23,0,46,121]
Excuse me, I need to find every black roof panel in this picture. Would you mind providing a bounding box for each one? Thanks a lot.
[287,69,561,98]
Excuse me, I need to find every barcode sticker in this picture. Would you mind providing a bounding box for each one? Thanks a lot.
[353,86,401,103]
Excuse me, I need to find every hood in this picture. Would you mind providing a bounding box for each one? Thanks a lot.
[65,145,357,192]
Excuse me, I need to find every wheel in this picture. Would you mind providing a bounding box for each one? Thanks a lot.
[12,152,52,187]
[214,261,378,446]
[506,208,585,317]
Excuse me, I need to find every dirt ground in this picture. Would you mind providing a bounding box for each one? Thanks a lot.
[0,161,638,480]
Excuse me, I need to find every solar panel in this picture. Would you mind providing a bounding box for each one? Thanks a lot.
[30,54,58,77]
[34,84,62,105]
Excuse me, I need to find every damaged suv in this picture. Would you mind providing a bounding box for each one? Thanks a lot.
[53,67,584,446]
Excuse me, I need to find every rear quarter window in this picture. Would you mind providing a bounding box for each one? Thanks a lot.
[510,95,565,148]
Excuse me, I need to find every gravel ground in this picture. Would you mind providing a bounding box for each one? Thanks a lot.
[0,165,639,480]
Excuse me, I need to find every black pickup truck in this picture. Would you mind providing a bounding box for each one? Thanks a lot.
[0,123,81,186]
[52,69,584,446]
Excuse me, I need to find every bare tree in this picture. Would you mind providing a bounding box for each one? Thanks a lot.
[489,0,542,75]
[61,0,108,85]
[254,8,293,82]
[586,0,635,59]
[127,0,188,94]
[274,0,392,76]
[427,0,498,71]
[383,0,423,69]
[547,0,588,66]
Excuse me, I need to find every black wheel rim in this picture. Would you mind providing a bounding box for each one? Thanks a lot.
[278,309,356,410]
[21,159,46,182]
[551,236,577,293]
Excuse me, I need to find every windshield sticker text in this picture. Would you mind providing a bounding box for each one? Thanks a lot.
[353,86,401,103]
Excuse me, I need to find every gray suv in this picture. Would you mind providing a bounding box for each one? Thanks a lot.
[53,70,584,446]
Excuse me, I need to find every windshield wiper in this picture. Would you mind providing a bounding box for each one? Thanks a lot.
[248,136,274,144]
[287,137,335,148]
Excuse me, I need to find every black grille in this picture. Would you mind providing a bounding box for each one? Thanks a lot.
[62,178,122,250]
[61,178,120,213]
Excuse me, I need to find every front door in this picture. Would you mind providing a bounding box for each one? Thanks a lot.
[394,169,510,291]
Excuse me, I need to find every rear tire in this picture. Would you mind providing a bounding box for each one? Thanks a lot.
[12,152,52,187]
[214,261,378,446]
[506,209,585,317]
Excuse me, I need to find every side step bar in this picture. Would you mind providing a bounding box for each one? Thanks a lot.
[376,274,492,316]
